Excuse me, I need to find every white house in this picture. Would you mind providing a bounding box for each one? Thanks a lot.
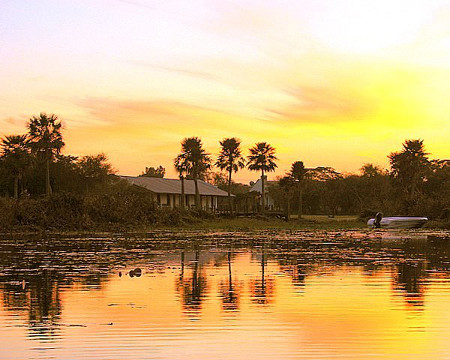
[249,176,277,210]
[121,176,231,211]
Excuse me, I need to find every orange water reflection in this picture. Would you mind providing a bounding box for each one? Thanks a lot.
[0,233,449,359]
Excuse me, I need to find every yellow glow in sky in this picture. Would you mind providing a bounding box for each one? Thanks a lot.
[0,0,449,181]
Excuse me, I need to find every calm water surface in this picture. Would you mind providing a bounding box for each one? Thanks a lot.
[0,231,449,359]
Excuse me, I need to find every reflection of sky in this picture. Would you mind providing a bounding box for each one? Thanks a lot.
[1,1,450,180]
[0,248,449,359]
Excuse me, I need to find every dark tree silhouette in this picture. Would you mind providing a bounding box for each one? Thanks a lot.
[139,165,165,178]
[27,113,64,196]
[77,153,114,192]
[279,175,295,221]
[216,138,245,215]
[289,161,308,219]
[389,139,430,212]
[0,134,30,198]
[247,142,277,214]
[177,137,211,210]
[175,153,189,209]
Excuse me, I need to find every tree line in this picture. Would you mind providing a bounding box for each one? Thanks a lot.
[268,140,448,221]
[0,113,113,198]
[1,113,449,227]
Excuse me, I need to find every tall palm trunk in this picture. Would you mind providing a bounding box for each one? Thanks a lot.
[180,175,185,209]
[194,177,201,210]
[286,196,291,222]
[228,168,233,215]
[13,175,19,199]
[180,251,185,279]
[45,157,52,196]
[298,185,303,219]
[18,171,23,197]
[261,169,265,214]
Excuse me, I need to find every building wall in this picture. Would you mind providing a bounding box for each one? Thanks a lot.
[156,193,219,211]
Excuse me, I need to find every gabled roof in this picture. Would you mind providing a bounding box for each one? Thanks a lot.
[249,178,277,193]
[121,176,232,197]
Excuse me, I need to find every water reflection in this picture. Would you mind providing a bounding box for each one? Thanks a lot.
[0,232,449,359]
[393,262,427,308]
[177,248,208,318]
[249,251,275,305]
[218,251,241,311]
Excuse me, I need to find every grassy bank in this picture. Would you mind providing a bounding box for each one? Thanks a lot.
[1,192,448,233]
[166,215,366,231]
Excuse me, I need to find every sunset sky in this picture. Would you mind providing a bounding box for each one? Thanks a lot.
[1,0,449,182]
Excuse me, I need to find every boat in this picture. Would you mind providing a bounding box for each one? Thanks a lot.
[367,216,428,229]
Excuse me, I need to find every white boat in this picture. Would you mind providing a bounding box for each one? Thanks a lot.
[367,216,428,229]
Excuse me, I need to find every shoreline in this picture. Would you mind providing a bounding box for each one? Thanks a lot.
[0,215,448,238]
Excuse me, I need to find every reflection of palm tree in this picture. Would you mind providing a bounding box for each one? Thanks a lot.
[250,250,274,304]
[219,251,240,311]
[294,262,306,287]
[177,249,208,316]
[180,251,185,279]
[5,269,63,339]
[29,270,61,324]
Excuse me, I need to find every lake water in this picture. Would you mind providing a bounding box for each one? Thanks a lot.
[0,231,449,359]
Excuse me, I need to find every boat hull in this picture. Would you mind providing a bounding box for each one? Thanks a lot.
[367,216,428,229]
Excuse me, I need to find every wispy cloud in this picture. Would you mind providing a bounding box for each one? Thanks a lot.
[267,86,371,123]
[128,61,220,82]
[114,0,158,10]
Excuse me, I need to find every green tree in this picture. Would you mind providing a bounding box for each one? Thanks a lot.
[289,161,308,219]
[140,165,165,178]
[360,163,383,178]
[247,142,277,214]
[27,113,65,196]
[215,138,245,215]
[389,139,430,212]
[279,175,295,221]
[77,153,114,193]
[0,134,30,198]
[177,137,211,210]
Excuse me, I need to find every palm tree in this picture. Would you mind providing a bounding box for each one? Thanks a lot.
[215,138,245,215]
[290,161,307,219]
[178,137,211,210]
[174,154,189,209]
[247,142,277,214]
[27,113,64,196]
[0,134,30,198]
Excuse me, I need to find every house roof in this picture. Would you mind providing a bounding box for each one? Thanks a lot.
[249,178,277,193]
[121,176,232,197]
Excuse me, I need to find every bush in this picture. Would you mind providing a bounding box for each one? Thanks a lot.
[84,183,158,227]
[0,198,15,230]
[359,209,377,221]
[0,181,219,231]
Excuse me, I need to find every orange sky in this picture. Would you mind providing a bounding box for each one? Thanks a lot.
[1,0,449,182]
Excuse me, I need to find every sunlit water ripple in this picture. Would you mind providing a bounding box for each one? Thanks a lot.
[0,230,449,359]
